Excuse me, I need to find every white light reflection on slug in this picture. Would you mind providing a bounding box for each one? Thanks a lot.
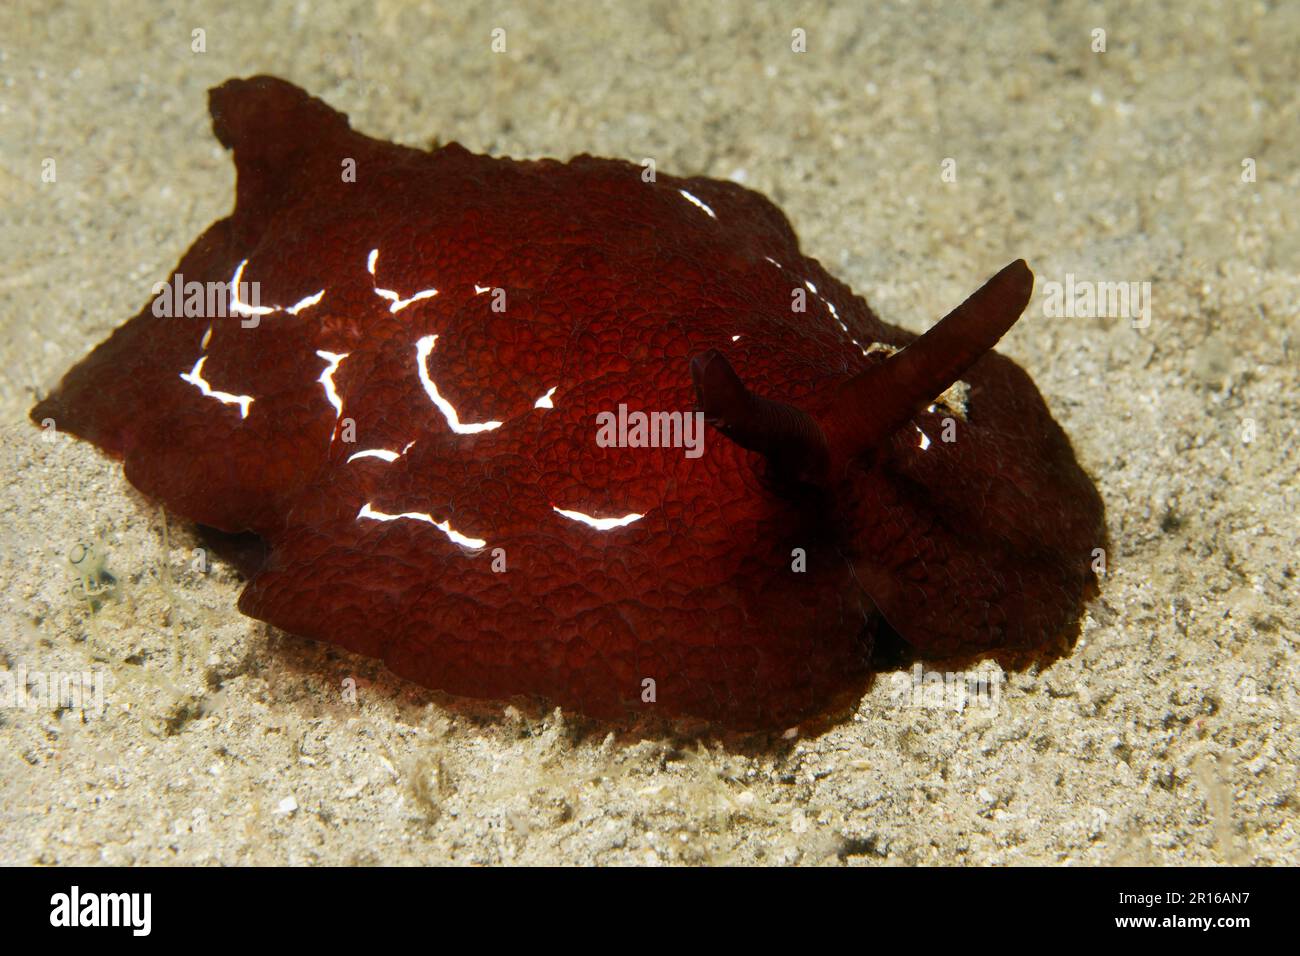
[415,335,503,434]
[551,507,644,531]
[316,350,348,419]
[357,502,486,550]
[678,189,717,219]
[802,274,868,354]
[533,387,557,409]
[287,290,325,314]
[347,440,417,464]
[228,260,325,318]
[347,449,400,463]
[179,356,254,418]
[229,260,274,317]
[367,248,438,313]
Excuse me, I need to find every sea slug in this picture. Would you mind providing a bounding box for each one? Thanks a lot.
[32,76,1105,728]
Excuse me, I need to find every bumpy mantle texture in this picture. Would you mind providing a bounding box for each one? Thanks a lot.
[32,76,1105,729]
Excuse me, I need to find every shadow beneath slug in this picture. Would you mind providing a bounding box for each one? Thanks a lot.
[867,585,1096,681]
[195,524,269,578]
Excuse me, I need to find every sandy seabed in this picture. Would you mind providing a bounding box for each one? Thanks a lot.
[1,0,1296,865]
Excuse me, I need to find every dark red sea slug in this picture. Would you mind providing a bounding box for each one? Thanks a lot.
[32,76,1105,729]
